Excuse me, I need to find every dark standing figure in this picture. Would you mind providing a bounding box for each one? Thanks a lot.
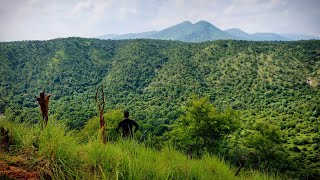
[116,111,139,138]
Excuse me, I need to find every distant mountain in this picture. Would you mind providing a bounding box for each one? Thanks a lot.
[98,31,158,40]
[224,28,253,40]
[99,20,319,42]
[225,28,290,41]
[280,33,320,40]
[251,33,290,41]
[99,20,237,42]
[149,20,236,41]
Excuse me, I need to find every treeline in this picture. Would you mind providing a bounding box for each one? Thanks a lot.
[0,38,319,178]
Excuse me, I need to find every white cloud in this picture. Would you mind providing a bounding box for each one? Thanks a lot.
[223,0,288,16]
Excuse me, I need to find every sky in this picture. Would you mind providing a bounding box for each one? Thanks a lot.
[0,0,319,41]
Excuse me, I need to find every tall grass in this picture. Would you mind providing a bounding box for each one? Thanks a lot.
[0,117,37,152]
[81,139,280,180]
[0,118,280,180]
[36,120,82,179]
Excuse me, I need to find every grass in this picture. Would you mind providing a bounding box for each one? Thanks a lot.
[0,118,281,180]
[36,120,82,179]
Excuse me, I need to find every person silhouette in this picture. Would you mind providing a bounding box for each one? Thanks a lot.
[116,111,139,138]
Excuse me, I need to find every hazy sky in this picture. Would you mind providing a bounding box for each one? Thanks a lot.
[0,0,319,41]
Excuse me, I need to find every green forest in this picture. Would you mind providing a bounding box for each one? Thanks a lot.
[0,38,319,179]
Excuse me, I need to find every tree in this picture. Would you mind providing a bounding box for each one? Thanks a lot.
[169,96,239,157]
[229,121,291,174]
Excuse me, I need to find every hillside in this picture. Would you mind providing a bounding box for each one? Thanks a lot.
[0,38,320,178]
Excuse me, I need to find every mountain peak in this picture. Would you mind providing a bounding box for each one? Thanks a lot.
[178,20,215,27]
[195,20,211,25]
[194,20,217,28]
[181,20,192,24]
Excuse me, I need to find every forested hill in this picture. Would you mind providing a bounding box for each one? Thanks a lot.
[1,38,320,177]
[1,38,319,125]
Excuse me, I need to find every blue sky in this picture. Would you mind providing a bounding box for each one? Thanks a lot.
[0,0,319,41]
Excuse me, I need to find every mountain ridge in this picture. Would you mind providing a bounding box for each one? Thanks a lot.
[99,20,319,42]
[99,20,237,42]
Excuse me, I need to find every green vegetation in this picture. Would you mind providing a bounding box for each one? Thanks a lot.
[0,118,278,179]
[0,38,319,178]
[169,96,239,157]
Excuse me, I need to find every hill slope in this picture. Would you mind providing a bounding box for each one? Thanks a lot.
[1,38,319,124]
[1,38,319,126]
[0,38,319,178]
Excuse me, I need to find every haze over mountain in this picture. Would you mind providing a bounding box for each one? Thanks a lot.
[99,20,319,42]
